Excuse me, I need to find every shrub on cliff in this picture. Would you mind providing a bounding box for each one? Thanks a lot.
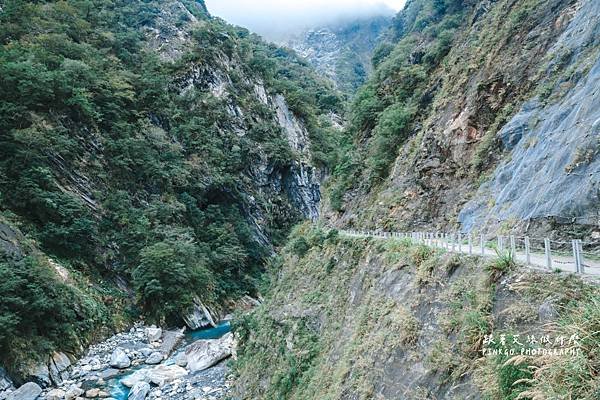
[133,238,216,326]
[0,256,108,371]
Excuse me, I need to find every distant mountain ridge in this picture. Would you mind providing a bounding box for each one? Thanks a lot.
[285,15,393,94]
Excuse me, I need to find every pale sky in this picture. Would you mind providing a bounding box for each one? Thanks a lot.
[205,0,406,39]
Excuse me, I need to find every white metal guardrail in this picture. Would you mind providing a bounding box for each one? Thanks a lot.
[340,230,600,276]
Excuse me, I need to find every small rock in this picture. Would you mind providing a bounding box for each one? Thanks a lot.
[46,389,65,400]
[539,299,559,322]
[174,354,187,368]
[85,388,100,398]
[64,386,84,400]
[139,349,153,358]
[121,370,148,388]
[144,353,163,365]
[145,327,162,343]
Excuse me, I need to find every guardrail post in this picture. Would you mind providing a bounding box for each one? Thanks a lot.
[480,235,485,256]
[498,236,504,252]
[525,237,531,264]
[458,233,462,252]
[578,240,585,274]
[451,233,456,252]
[468,234,473,255]
[510,235,516,257]
[544,238,552,269]
[572,240,581,273]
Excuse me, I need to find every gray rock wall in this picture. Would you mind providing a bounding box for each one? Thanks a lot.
[459,0,600,232]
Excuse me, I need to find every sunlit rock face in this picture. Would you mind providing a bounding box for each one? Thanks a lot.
[148,0,328,239]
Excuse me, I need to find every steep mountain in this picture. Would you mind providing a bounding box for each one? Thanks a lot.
[286,15,393,95]
[2,0,599,398]
[325,0,600,240]
[233,0,600,399]
[0,0,341,375]
[234,224,599,399]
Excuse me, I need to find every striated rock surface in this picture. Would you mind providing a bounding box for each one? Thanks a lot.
[459,0,600,232]
[48,352,71,386]
[185,333,234,373]
[183,298,217,330]
[0,368,13,393]
[128,382,150,400]
[22,364,50,389]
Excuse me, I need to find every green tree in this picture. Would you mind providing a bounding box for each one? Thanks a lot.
[133,238,215,325]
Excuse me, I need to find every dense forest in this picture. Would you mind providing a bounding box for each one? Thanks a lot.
[0,0,341,372]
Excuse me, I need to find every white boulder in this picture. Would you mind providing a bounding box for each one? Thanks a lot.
[185,333,234,373]
[145,327,162,343]
[128,382,150,400]
[6,382,42,400]
[147,365,187,387]
[109,348,131,369]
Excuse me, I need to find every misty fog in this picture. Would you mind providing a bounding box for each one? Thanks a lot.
[204,0,406,40]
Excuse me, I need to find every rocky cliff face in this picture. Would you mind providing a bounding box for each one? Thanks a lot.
[286,15,392,94]
[129,0,327,236]
[325,0,599,238]
[234,226,600,399]
[460,0,600,232]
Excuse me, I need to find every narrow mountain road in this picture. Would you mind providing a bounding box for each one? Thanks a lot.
[340,230,600,277]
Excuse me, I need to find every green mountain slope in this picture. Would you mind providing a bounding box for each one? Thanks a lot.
[0,0,341,373]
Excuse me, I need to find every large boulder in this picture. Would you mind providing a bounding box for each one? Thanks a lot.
[22,363,50,388]
[128,382,150,400]
[182,297,217,330]
[109,348,131,369]
[6,382,42,400]
[147,365,187,387]
[48,352,71,385]
[185,333,234,372]
[145,327,162,343]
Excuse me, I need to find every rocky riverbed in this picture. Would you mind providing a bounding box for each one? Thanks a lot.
[1,322,235,400]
